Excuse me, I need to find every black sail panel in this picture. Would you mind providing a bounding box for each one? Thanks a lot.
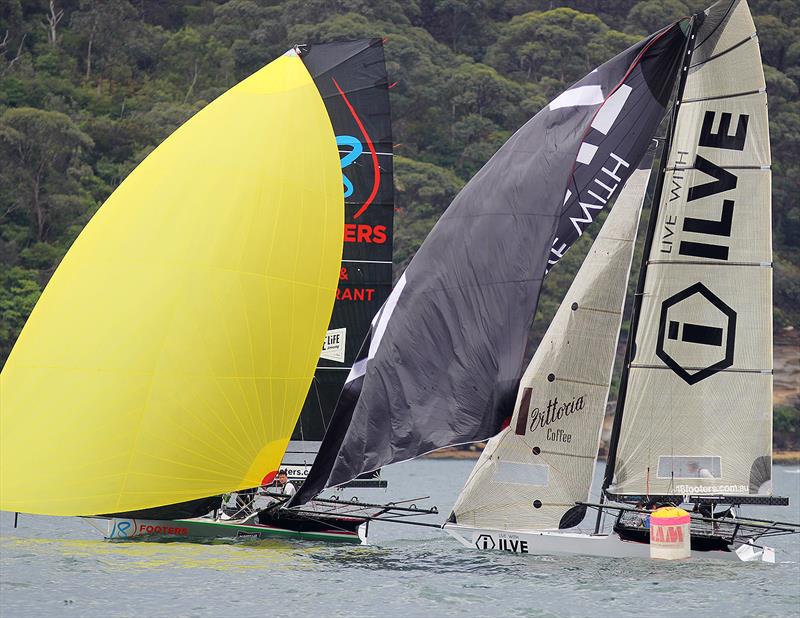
[287,40,394,464]
[292,26,687,507]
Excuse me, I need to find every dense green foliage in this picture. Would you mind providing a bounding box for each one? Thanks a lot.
[1,2,798,428]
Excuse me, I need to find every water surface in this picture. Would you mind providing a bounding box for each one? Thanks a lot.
[1,460,798,617]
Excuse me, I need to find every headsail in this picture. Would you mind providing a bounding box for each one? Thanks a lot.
[292,25,689,506]
[606,0,773,497]
[0,55,343,516]
[284,40,394,481]
[451,163,649,531]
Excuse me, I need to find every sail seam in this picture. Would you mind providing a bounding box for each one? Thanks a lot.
[682,88,764,103]
[630,364,772,374]
[689,33,756,68]
[553,377,610,388]
[579,306,623,316]
[667,165,770,171]
[647,260,771,267]
[538,451,597,460]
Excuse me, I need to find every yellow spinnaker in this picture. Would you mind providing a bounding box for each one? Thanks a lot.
[0,55,343,516]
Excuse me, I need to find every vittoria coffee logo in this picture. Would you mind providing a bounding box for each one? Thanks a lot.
[515,388,586,442]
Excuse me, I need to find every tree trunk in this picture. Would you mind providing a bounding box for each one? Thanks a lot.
[33,170,44,242]
[85,27,94,79]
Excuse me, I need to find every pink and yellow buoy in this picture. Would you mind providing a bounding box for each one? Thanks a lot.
[649,507,691,560]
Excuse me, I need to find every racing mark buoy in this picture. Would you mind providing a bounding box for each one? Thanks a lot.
[649,507,691,560]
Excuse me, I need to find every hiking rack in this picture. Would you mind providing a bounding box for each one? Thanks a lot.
[285,495,443,529]
[579,501,800,544]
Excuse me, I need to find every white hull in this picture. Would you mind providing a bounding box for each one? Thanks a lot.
[443,523,774,563]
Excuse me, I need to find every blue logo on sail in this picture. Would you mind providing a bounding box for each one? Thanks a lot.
[337,135,362,198]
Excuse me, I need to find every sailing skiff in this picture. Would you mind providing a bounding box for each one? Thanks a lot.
[290,0,799,561]
[0,39,411,544]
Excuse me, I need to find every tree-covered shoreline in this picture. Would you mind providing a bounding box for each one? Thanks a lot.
[1,1,798,437]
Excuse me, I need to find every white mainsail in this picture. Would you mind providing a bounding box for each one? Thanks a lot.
[451,167,649,530]
[608,0,772,497]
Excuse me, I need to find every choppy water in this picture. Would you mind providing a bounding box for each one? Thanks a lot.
[1,460,799,617]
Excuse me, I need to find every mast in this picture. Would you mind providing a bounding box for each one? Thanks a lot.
[602,16,700,496]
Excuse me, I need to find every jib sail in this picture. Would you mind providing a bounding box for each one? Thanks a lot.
[292,24,688,506]
[606,0,773,498]
[282,39,394,482]
[451,163,649,531]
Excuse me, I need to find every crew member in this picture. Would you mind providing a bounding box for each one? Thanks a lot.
[276,469,296,497]
[687,461,713,478]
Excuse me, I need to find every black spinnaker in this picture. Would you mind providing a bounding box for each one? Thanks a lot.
[291,24,688,507]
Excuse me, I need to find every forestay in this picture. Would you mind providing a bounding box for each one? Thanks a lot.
[608,0,772,497]
[451,166,648,530]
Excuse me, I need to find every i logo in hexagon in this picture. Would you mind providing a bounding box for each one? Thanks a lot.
[656,282,737,385]
[475,534,496,550]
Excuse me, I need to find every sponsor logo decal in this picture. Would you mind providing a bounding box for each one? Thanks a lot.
[549,153,630,269]
[656,282,736,385]
[333,77,380,220]
[336,267,377,304]
[236,531,261,539]
[283,465,311,479]
[497,535,529,554]
[516,388,586,442]
[475,534,495,550]
[650,524,684,544]
[109,519,135,539]
[674,483,748,494]
[656,109,747,384]
[137,523,189,537]
[343,223,387,244]
[108,519,189,538]
[320,327,346,363]
[473,533,529,553]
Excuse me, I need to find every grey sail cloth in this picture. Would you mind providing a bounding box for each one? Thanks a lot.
[290,23,688,508]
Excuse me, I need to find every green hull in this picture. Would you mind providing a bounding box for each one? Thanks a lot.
[89,516,364,544]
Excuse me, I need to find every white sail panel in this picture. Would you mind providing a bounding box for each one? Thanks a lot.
[683,38,764,101]
[451,168,648,530]
[632,266,771,371]
[615,371,771,496]
[610,0,773,496]
[694,0,757,55]
[656,168,771,264]
[669,93,769,167]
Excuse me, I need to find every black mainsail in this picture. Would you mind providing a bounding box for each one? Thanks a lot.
[283,40,394,482]
[292,25,689,507]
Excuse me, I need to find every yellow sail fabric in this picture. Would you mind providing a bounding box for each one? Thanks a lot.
[0,55,343,516]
